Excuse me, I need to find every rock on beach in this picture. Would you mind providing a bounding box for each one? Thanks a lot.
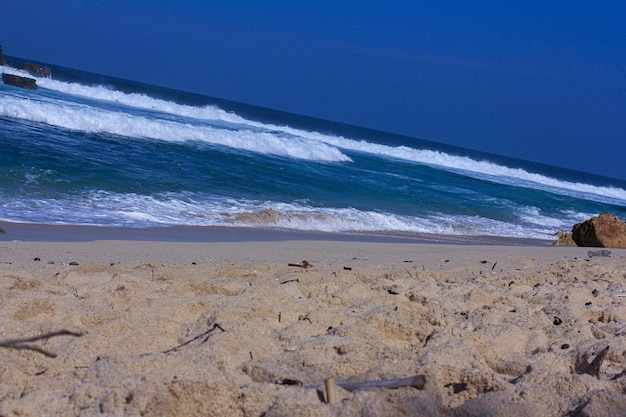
[572,212,626,249]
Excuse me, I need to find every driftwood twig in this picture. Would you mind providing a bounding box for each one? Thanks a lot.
[588,250,611,258]
[296,374,427,401]
[288,260,313,269]
[163,322,225,354]
[0,330,82,358]
[336,374,425,391]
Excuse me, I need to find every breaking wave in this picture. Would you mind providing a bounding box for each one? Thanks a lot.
[33,73,626,204]
[0,92,350,162]
[0,191,571,240]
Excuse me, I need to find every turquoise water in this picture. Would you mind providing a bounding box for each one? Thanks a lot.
[1,58,625,240]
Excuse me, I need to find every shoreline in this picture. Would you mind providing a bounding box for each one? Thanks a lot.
[0,220,552,246]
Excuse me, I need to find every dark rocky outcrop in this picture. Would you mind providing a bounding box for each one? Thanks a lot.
[2,73,38,90]
[572,212,626,249]
[24,62,51,78]
[0,45,4,66]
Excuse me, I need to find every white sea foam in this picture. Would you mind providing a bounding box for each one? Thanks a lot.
[36,76,254,125]
[275,130,626,205]
[516,206,591,231]
[6,72,626,204]
[0,191,555,240]
[0,94,350,162]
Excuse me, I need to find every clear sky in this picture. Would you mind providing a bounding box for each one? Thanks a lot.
[2,1,625,180]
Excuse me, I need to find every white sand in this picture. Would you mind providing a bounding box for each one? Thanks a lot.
[1,239,626,416]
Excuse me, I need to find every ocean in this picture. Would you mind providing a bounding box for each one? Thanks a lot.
[1,57,625,242]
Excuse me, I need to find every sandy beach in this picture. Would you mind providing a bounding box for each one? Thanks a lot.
[1,224,626,416]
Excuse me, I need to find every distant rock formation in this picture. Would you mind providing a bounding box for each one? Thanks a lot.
[25,62,51,78]
[572,212,626,249]
[0,45,4,66]
[2,73,38,90]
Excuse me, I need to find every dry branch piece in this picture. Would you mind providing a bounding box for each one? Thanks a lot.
[615,325,626,336]
[163,322,225,354]
[0,330,82,358]
[336,374,425,392]
[288,260,313,269]
[588,250,611,258]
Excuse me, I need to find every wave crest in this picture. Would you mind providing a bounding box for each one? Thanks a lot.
[0,94,351,162]
[5,69,626,204]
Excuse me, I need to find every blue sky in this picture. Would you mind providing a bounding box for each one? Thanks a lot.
[2,1,625,180]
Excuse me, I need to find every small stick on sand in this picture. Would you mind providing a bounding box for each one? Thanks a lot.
[324,377,336,403]
[588,250,611,258]
[336,374,425,392]
[0,330,82,358]
[288,260,313,269]
[163,322,224,354]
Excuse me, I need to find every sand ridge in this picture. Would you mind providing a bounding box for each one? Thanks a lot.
[1,241,626,416]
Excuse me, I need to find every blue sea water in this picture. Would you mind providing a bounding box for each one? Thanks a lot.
[1,57,625,241]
